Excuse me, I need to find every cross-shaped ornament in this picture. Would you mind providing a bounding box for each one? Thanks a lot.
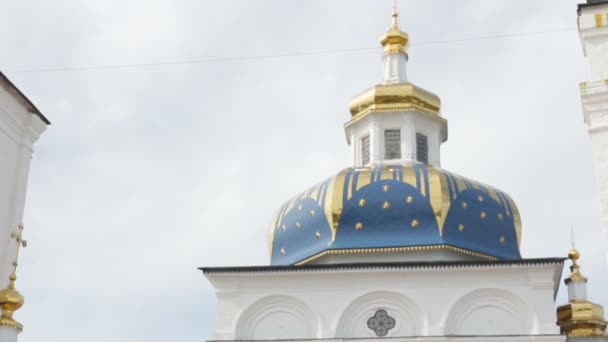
[9,224,27,277]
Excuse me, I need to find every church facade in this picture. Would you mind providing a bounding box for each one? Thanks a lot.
[202,2,608,341]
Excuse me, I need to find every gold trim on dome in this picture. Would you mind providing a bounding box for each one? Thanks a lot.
[348,82,442,119]
[294,244,498,266]
[428,165,451,236]
[327,169,346,242]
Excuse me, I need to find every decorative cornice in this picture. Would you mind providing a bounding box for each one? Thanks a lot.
[294,244,497,266]
[0,317,22,332]
[200,257,565,275]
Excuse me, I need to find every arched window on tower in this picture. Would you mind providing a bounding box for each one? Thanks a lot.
[416,133,428,164]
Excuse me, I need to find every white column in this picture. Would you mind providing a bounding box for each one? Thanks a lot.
[383,53,408,84]
[370,120,382,164]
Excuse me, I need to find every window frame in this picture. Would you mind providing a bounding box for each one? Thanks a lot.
[416,132,429,164]
[360,135,371,166]
[384,129,402,160]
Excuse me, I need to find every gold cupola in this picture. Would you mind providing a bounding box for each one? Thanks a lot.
[556,246,607,337]
[0,274,24,331]
[380,9,409,55]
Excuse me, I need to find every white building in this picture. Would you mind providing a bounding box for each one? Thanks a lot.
[202,4,608,342]
[0,71,49,341]
[578,0,608,262]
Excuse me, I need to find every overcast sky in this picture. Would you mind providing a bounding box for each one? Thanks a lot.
[1,0,607,341]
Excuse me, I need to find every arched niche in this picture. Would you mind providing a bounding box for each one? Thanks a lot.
[235,295,318,340]
[336,291,425,338]
[444,288,537,336]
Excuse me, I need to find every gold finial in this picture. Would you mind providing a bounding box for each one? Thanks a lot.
[380,0,409,54]
[392,0,399,27]
[567,228,586,282]
[567,245,587,282]
[0,224,27,331]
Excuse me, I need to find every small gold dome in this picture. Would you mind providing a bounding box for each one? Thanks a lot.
[0,287,24,314]
[568,248,580,263]
[380,10,409,54]
[0,274,24,331]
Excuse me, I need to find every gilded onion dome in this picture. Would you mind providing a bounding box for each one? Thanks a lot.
[380,9,409,54]
[269,165,522,265]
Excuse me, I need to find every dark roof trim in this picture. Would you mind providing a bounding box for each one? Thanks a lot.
[200,258,566,274]
[578,0,608,14]
[0,71,50,125]
[208,334,563,342]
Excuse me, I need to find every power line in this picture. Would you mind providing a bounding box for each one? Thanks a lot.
[5,27,576,74]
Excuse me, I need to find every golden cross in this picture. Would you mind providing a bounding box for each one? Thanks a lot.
[393,0,399,14]
[8,224,27,281]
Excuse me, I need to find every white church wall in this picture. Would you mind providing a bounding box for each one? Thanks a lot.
[204,262,563,340]
[0,81,47,289]
[234,295,319,340]
[443,288,535,336]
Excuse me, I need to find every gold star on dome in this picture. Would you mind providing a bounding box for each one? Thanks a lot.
[498,213,504,220]
[480,211,487,219]
[298,204,302,211]
[383,185,390,192]
[478,195,484,202]
[281,224,286,231]
[281,248,286,255]
[411,219,420,228]
[499,236,505,244]
[296,221,301,228]
[406,196,414,205]
[315,231,321,238]
[355,222,364,230]
[359,198,367,207]
[383,201,391,209]
[310,209,316,217]
[458,224,464,232]
[462,201,468,209]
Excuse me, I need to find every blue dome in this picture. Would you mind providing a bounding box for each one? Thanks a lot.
[269,165,521,265]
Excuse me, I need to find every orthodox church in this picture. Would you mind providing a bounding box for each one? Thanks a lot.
[0,1,607,342]
[201,1,608,341]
